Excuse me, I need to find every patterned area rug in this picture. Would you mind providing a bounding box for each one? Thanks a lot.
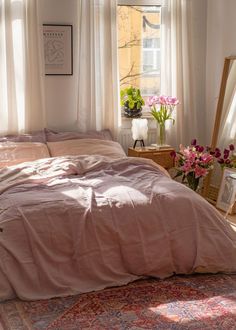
[1,274,236,330]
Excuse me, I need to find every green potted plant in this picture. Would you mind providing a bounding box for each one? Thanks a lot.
[120,86,145,118]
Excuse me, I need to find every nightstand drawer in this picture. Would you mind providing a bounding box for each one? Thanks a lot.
[139,151,174,169]
[128,147,174,170]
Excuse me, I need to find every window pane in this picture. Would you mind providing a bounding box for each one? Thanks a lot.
[143,38,152,48]
[143,51,153,65]
[153,38,160,48]
[118,5,161,100]
[143,38,160,49]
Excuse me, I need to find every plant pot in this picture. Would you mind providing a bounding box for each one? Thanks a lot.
[124,106,142,118]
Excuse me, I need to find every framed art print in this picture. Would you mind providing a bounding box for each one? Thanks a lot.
[216,167,236,214]
[43,24,73,75]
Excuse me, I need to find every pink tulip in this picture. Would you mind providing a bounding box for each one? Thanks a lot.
[191,139,197,146]
[213,144,235,169]
[166,96,179,106]
[218,158,224,164]
[147,95,160,106]
[198,146,204,153]
[158,95,167,105]
[147,94,179,128]
[214,151,221,158]
[147,96,154,106]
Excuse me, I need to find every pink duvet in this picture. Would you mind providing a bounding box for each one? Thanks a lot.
[0,155,236,301]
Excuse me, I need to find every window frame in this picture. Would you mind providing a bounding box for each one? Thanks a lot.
[118,0,162,117]
[118,0,163,5]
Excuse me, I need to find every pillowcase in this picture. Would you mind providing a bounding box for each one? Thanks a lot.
[47,139,126,159]
[0,142,50,168]
[45,128,113,142]
[0,130,46,144]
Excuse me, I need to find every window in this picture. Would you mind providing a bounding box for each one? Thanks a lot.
[142,37,160,74]
[118,2,161,102]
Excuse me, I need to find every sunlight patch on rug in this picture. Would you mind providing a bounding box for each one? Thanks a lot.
[0,274,236,329]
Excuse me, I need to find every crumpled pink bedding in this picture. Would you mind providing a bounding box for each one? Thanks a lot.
[0,155,236,301]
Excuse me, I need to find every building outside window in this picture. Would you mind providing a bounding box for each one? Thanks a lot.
[118,2,161,106]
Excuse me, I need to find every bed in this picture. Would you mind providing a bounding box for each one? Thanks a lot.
[0,129,236,301]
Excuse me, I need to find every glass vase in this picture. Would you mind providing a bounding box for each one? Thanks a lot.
[186,172,200,191]
[157,122,166,146]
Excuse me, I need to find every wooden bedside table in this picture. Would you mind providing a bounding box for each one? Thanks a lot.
[128,147,175,170]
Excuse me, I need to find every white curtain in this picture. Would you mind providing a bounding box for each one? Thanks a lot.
[161,0,206,148]
[0,0,45,135]
[77,0,120,138]
[220,86,236,147]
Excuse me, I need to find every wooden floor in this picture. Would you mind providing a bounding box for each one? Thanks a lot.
[218,209,236,224]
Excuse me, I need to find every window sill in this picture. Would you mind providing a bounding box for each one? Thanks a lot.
[121,113,156,129]
[121,112,153,120]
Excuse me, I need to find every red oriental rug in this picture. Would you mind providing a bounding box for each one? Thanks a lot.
[0,274,236,330]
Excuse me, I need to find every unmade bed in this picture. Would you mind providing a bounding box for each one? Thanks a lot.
[0,131,236,301]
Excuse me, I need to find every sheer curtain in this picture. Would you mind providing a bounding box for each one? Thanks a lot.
[77,0,120,138]
[219,87,236,147]
[161,0,206,148]
[0,0,45,135]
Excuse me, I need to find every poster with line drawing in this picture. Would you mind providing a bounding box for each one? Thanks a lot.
[43,25,73,75]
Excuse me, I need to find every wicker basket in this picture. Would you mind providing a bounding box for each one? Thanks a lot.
[205,184,219,205]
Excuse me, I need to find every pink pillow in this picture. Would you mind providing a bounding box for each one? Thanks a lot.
[0,142,50,168]
[45,128,113,142]
[47,139,126,159]
[0,130,46,143]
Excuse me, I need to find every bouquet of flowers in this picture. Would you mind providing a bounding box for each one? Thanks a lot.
[147,95,179,125]
[171,139,214,191]
[147,95,179,145]
[211,144,236,168]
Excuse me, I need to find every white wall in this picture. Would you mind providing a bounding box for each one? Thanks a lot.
[39,0,79,130]
[39,0,236,148]
[206,0,236,143]
[39,0,208,147]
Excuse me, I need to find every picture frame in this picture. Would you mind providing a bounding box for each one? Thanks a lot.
[216,167,236,214]
[43,24,73,75]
